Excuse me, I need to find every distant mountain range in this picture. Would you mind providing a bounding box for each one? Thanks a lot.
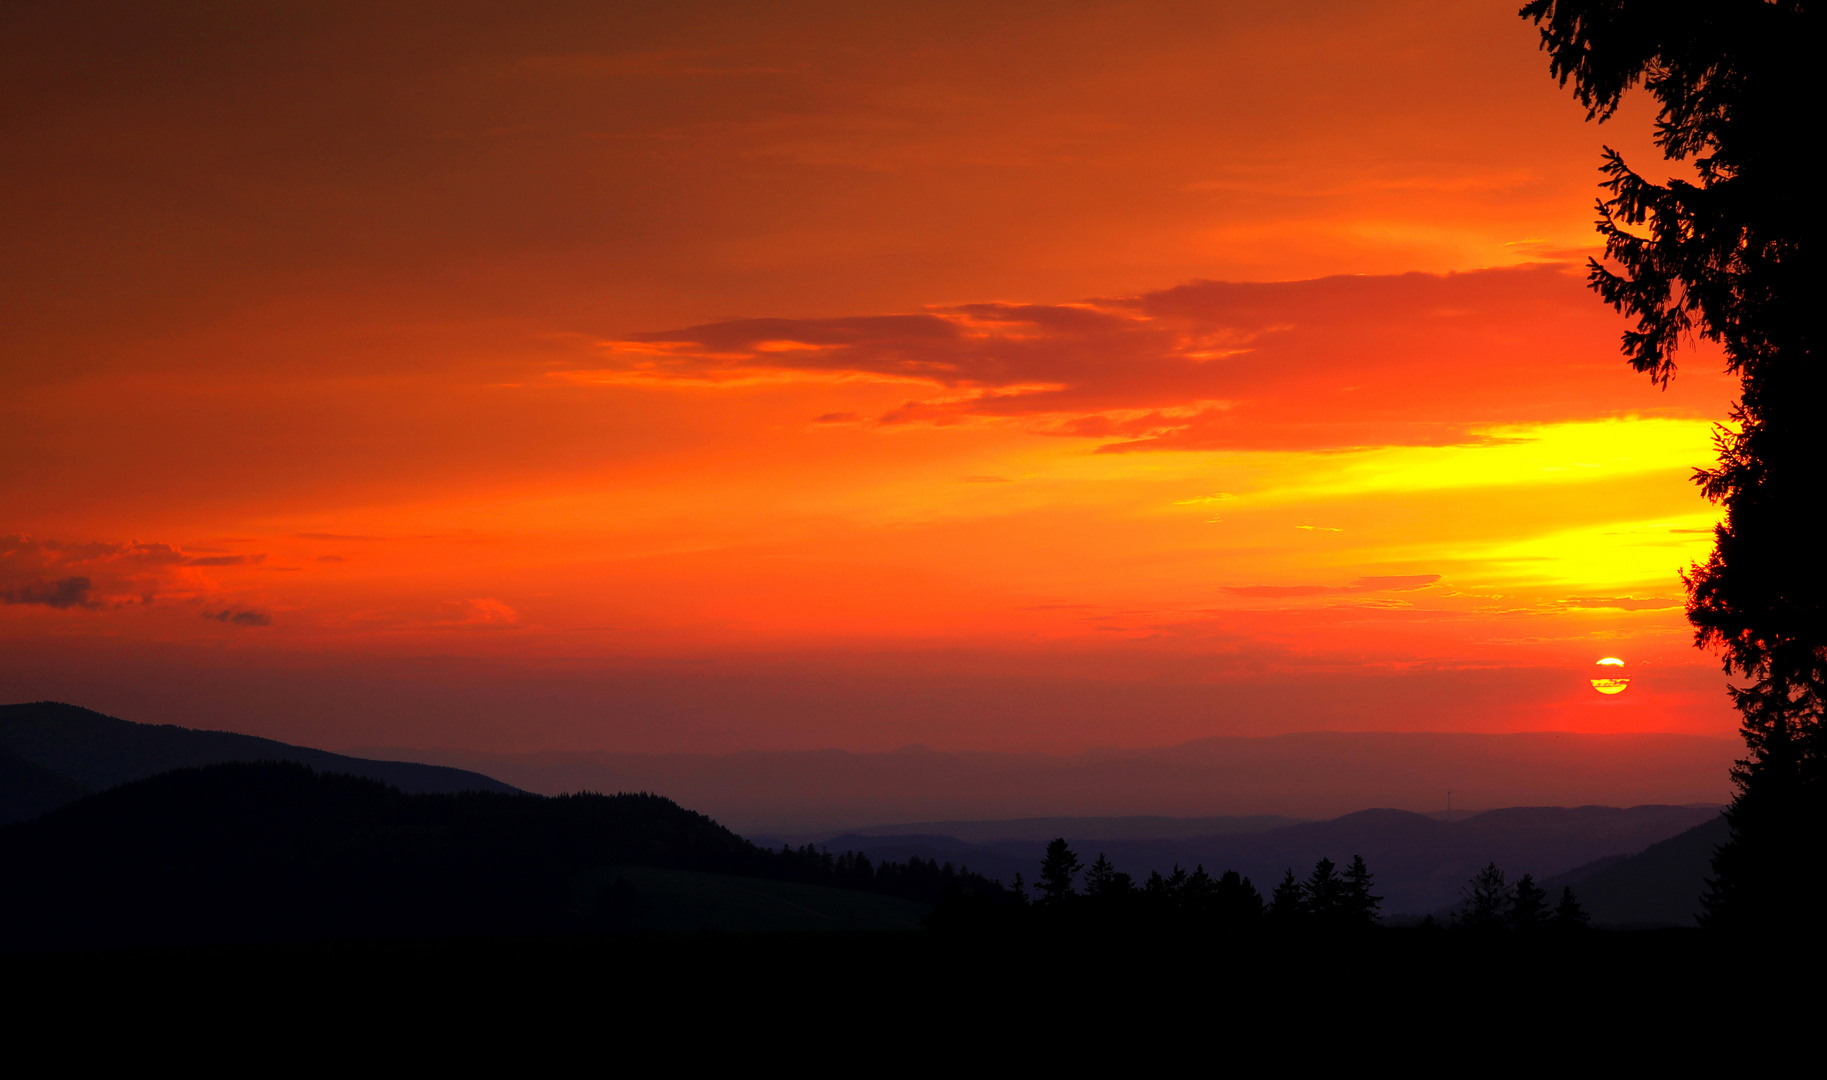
[0,701,518,823]
[368,731,1738,833]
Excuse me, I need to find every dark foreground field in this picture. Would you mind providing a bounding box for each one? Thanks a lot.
[0,929,1776,1063]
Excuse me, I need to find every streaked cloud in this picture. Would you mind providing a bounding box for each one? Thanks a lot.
[1225,574,1441,599]
[584,266,1715,452]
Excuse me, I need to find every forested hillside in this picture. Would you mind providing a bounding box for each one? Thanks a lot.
[0,761,986,950]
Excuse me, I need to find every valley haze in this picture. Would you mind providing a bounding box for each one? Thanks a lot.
[366,730,1735,834]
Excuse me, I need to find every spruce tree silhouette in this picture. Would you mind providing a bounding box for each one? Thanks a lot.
[1340,855,1382,929]
[1036,838,1081,905]
[1459,863,1513,932]
[1304,857,1347,926]
[1083,853,1134,920]
[1523,0,1819,930]
[1215,869,1265,923]
[1268,869,1306,923]
[1083,853,1119,896]
[1181,864,1217,910]
[1511,874,1549,932]
[1552,886,1591,931]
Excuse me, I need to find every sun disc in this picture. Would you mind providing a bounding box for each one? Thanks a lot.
[1590,657,1630,695]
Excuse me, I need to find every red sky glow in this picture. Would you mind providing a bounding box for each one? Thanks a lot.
[1,1,1741,758]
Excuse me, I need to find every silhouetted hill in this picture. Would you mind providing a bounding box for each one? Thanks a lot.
[1541,814,1727,928]
[825,804,1721,913]
[0,745,89,825]
[0,702,517,822]
[0,761,931,951]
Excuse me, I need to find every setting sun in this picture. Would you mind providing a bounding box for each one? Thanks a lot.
[1591,657,1631,696]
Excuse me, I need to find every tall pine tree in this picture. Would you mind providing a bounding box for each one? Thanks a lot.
[1036,838,1081,905]
[1459,863,1512,932]
[1523,0,1819,930]
[1340,854,1382,929]
[1268,869,1306,923]
[1511,874,1549,932]
[1553,886,1590,931]
[1304,857,1347,926]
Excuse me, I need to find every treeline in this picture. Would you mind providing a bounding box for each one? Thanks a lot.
[926,840,1593,933]
[765,844,1000,906]
[1442,862,1589,932]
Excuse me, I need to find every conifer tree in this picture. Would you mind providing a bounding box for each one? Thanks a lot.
[1523,0,1819,930]
[1083,853,1133,901]
[1340,854,1382,928]
[1511,874,1549,932]
[1216,870,1264,924]
[1008,872,1030,908]
[1304,857,1346,925]
[1459,863,1512,931]
[1036,838,1081,904]
[1268,869,1306,923]
[1183,864,1217,911]
[1552,886,1590,931]
[1084,853,1117,896]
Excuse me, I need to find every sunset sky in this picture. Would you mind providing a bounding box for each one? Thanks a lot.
[0,1,1741,755]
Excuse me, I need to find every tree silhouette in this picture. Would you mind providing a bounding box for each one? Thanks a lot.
[1553,886,1590,931]
[1083,853,1117,895]
[1510,874,1548,932]
[1083,852,1134,905]
[1304,857,1347,925]
[1523,0,1818,930]
[1214,869,1264,923]
[1268,869,1306,923]
[1340,854,1382,928]
[1036,838,1081,904]
[1181,864,1216,909]
[1459,863,1512,931]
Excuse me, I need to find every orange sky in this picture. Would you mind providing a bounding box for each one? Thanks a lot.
[0,1,1742,753]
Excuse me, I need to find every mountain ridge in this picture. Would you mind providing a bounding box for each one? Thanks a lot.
[0,702,519,823]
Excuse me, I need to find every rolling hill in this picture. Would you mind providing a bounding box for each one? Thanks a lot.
[1541,815,1728,927]
[0,701,517,823]
[0,760,932,951]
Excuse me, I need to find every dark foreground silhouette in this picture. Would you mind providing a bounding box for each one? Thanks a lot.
[1524,0,1820,929]
[0,761,991,951]
[0,930,1762,1061]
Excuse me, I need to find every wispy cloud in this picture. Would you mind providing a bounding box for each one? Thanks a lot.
[1225,574,1441,599]
[184,554,266,567]
[568,266,1686,452]
[0,576,94,609]
[1559,596,1682,611]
